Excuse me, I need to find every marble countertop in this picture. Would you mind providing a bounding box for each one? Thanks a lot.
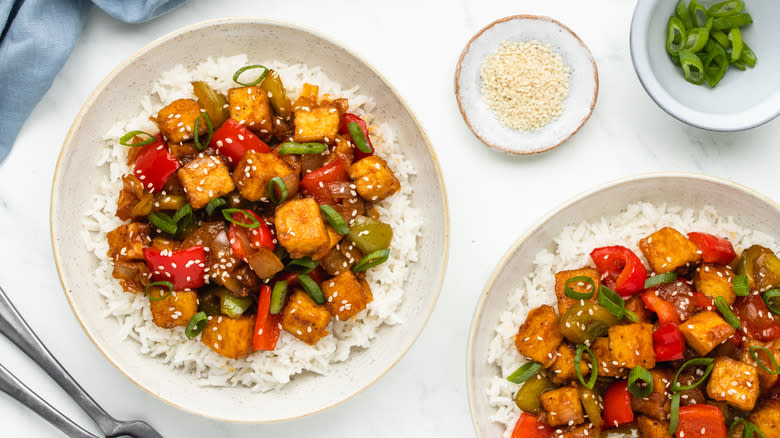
[0,0,777,436]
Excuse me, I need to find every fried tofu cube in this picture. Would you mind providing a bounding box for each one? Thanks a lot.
[706,356,760,411]
[156,98,207,143]
[554,424,600,438]
[549,343,590,385]
[741,339,780,391]
[325,134,355,166]
[590,337,629,378]
[107,222,150,261]
[540,386,585,427]
[311,226,343,261]
[626,295,652,323]
[749,399,780,437]
[274,198,329,258]
[167,141,198,165]
[637,416,672,438]
[293,107,340,143]
[228,86,273,134]
[694,263,735,305]
[679,311,735,356]
[514,305,564,368]
[608,322,656,369]
[553,267,601,315]
[631,368,673,421]
[177,154,235,209]
[281,289,331,345]
[639,227,701,274]
[201,315,254,359]
[322,270,372,321]
[232,150,296,201]
[348,155,400,202]
[148,289,198,329]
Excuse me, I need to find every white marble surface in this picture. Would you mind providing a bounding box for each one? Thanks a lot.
[0,0,777,436]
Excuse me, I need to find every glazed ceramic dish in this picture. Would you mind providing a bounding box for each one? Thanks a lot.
[455,15,598,155]
[467,173,780,437]
[51,18,448,423]
[630,0,780,131]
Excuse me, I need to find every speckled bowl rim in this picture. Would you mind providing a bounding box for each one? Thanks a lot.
[454,14,599,155]
[50,17,450,423]
[466,172,780,437]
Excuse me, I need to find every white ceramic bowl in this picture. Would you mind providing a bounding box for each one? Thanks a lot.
[50,18,449,423]
[467,173,780,438]
[455,15,598,155]
[630,0,780,131]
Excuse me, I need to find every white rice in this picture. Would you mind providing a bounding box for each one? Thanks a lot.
[81,55,423,391]
[486,202,778,437]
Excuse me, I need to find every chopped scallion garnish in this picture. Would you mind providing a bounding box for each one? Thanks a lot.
[145,281,174,302]
[353,248,390,272]
[668,392,681,435]
[119,130,157,147]
[194,111,213,151]
[233,64,270,86]
[278,142,327,155]
[269,280,288,315]
[733,274,749,296]
[205,197,227,216]
[749,345,780,375]
[564,276,595,300]
[715,296,741,329]
[506,362,542,384]
[267,177,288,204]
[575,344,597,389]
[762,289,780,315]
[627,366,654,398]
[222,208,261,228]
[148,212,178,235]
[644,272,677,289]
[597,285,627,319]
[672,358,714,391]
[346,121,372,153]
[285,257,318,274]
[320,205,349,235]
[298,273,325,305]
[185,312,207,339]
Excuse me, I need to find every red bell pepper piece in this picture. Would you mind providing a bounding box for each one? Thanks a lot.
[227,210,275,261]
[603,381,634,428]
[641,291,682,325]
[300,158,350,204]
[339,113,374,160]
[734,293,780,342]
[675,404,727,438]
[687,232,736,265]
[253,284,281,351]
[653,323,686,361]
[590,246,647,296]
[510,413,552,438]
[132,138,179,193]
[142,245,206,290]
[209,118,271,165]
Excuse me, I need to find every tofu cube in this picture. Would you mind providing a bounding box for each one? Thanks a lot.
[554,424,600,438]
[228,86,273,134]
[148,289,198,329]
[325,134,355,166]
[232,150,296,201]
[167,141,198,165]
[156,98,207,143]
[749,399,780,437]
[608,322,656,369]
[549,343,590,385]
[348,155,400,202]
[639,227,702,274]
[626,295,652,323]
[322,270,372,321]
[177,154,235,209]
[706,356,760,411]
[553,267,601,315]
[637,416,672,438]
[741,339,780,391]
[694,263,735,305]
[106,222,150,261]
[540,386,585,427]
[274,198,330,258]
[293,107,340,143]
[311,226,343,261]
[200,315,255,359]
[631,368,673,421]
[590,337,628,378]
[281,289,331,345]
[514,305,564,368]
[678,311,735,356]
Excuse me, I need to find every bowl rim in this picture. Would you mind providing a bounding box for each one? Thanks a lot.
[454,14,599,155]
[466,171,780,437]
[629,0,780,131]
[50,16,450,423]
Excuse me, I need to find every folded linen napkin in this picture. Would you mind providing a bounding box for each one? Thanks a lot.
[0,0,186,164]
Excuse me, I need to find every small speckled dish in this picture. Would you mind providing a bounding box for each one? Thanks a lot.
[455,15,599,155]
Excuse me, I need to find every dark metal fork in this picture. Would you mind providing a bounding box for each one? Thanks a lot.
[0,285,164,438]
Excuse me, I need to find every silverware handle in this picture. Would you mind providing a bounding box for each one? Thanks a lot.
[0,286,115,434]
[0,363,99,438]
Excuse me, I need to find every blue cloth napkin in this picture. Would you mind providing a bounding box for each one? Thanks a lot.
[0,0,186,164]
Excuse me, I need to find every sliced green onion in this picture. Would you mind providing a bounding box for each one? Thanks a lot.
[627,366,654,399]
[119,130,157,147]
[506,362,542,384]
[298,273,325,305]
[734,274,750,296]
[676,0,694,29]
[267,177,288,204]
[320,205,349,235]
[285,257,318,274]
[205,197,227,216]
[744,421,766,438]
[689,0,710,27]
[679,49,706,85]
[598,285,626,319]
[667,16,687,57]
[232,64,270,86]
[346,122,372,153]
[763,289,780,315]
[740,42,757,68]
[145,281,174,302]
[644,272,678,289]
[222,208,261,228]
[732,58,748,70]
[704,42,729,88]
[712,13,753,31]
[624,309,639,323]
[148,212,178,235]
[749,345,780,375]
[715,296,742,329]
[708,0,744,17]
[172,203,193,232]
[185,311,208,339]
[575,344,597,389]
[672,358,715,391]
[220,293,252,319]
[711,30,730,47]
[277,142,327,155]
[729,27,743,62]
[193,111,213,151]
[269,280,288,315]
[669,392,681,435]
[352,248,390,273]
[684,27,710,53]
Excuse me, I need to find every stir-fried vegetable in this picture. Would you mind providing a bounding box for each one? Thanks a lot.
[558,301,620,344]
[513,373,555,414]
[347,216,393,254]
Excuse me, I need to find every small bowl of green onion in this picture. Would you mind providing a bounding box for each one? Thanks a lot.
[630,0,780,131]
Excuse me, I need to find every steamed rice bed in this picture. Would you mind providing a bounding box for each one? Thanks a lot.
[82,55,422,391]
